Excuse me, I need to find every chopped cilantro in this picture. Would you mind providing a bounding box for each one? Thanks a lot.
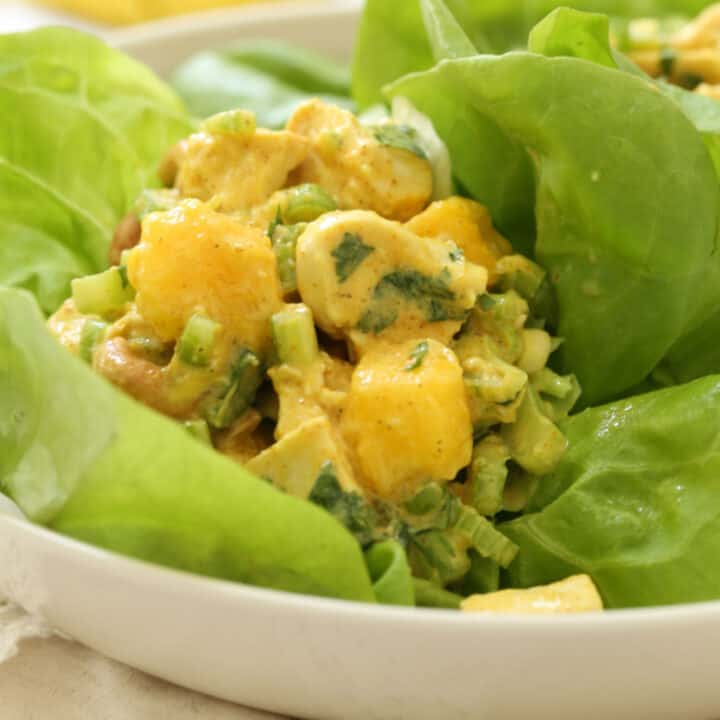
[331,232,375,283]
[356,307,398,335]
[309,462,377,547]
[356,268,468,335]
[404,340,429,371]
[371,123,427,159]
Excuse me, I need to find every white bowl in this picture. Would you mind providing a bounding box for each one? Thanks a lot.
[3,5,720,720]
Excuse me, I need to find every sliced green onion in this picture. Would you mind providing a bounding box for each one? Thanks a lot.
[204,347,262,429]
[201,109,256,137]
[78,319,109,363]
[271,304,319,367]
[177,314,221,367]
[283,184,336,224]
[71,267,134,316]
[271,223,306,293]
[184,419,212,446]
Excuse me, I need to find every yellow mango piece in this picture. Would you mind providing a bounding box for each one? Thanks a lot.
[127,200,282,352]
[461,574,603,614]
[341,339,472,500]
[406,197,511,284]
[176,129,308,212]
[287,99,433,222]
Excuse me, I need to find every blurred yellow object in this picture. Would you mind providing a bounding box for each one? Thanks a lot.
[36,0,278,25]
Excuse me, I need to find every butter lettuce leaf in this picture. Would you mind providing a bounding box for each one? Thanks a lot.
[0,28,193,314]
[173,41,353,127]
[389,52,719,404]
[525,7,720,389]
[0,288,374,602]
[503,377,720,608]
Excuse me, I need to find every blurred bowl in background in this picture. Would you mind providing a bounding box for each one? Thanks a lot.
[111,0,360,77]
[34,0,284,25]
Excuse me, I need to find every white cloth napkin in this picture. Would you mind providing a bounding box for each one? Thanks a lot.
[0,602,287,720]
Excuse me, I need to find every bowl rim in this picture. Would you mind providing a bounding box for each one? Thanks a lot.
[5,512,720,628]
[109,0,362,51]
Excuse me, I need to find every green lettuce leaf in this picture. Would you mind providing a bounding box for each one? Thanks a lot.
[389,52,719,405]
[0,27,193,314]
[352,0,707,109]
[172,40,354,127]
[352,0,497,109]
[502,376,720,608]
[0,287,374,602]
[365,540,415,606]
[526,7,720,389]
[460,0,708,53]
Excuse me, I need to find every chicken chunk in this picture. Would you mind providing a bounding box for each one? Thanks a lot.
[126,200,283,353]
[286,99,433,221]
[406,197,512,285]
[175,129,309,211]
[341,338,472,500]
[295,209,487,354]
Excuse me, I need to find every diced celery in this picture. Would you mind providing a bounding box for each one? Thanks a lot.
[271,304,319,367]
[71,267,134,316]
[201,109,256,137]
[531,367,582,420]
[177,314,221,367]
[283,184,336,224]
[454,506,518,568]
[463,352,528,405]
[271,222,306,293]
[408,529,472,585]
[501,386,568,475]
[78,318,109,364]
[495,254,546,301]
[467,434,509,516]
